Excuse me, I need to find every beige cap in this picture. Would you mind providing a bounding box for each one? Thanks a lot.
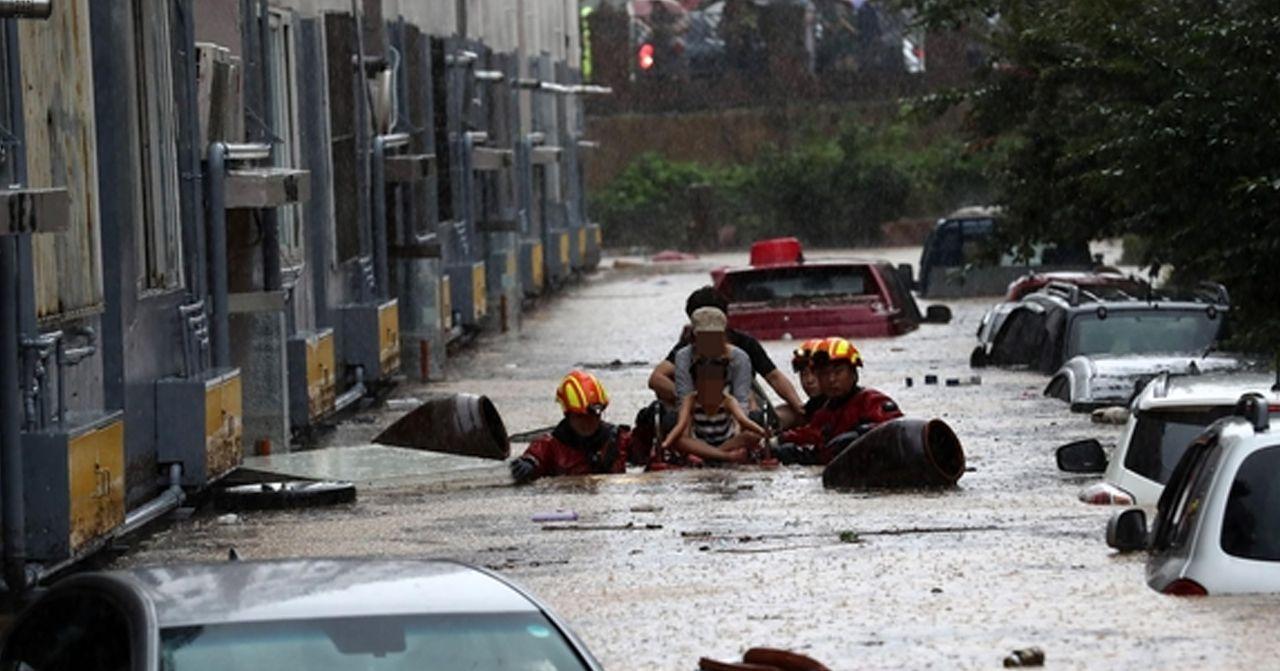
[690,306,727,333]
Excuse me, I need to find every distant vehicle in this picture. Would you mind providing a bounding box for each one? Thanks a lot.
[0,558,603,670]
[1105,394,1280,596]
[916,206,1094,298]
[1005,270,1149,301]
[712,238,950,341]
[1057,371,1280,506]
[970,281,1229,375]
[1045,353,1251,412]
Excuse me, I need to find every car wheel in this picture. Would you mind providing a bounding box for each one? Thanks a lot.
[214,480,357,511]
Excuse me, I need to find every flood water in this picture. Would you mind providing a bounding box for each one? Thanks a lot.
[118,248,1275,669]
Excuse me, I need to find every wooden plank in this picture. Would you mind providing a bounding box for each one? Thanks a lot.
[21,0,103,321]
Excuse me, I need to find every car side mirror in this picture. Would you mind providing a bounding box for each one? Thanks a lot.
[924,305,952,324]
[1106,508,1149,552]
[897,263,915,289]
[1056,438,1107,473]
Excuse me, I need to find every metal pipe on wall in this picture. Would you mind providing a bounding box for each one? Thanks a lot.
[207,143,231,368]
[371,135,389,297]
[1,237,29,594]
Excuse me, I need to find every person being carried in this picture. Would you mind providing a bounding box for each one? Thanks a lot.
[662,356,769,464]
[510,370,632,483]
[776,337,902,465]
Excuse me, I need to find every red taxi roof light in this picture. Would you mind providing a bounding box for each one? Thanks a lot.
[749,238,803,267]
[1163,578,1208,597]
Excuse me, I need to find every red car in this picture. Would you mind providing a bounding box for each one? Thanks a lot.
[711,239,949,341]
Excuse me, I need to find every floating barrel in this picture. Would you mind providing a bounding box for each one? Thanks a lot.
[374,394,510,460]
[822,418,964,489]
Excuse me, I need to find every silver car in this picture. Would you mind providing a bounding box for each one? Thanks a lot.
[0,558,603,670]
[1058,371,1279,506]
[1044,352,1250,411]
[1106,394,1280,596]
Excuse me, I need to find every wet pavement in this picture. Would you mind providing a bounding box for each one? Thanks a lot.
[117,248,1276,669]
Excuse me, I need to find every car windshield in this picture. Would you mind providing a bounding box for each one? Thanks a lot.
[1067,310,1220,358]
[160,613,590,671]
[722,266,875,303]
[1221,445,1280,562]
[1124,408,1232,484]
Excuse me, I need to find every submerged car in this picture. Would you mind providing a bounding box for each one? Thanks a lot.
[916,206,1094,297]
[0,558,602,670]
[1058,371,1280,506]
[1045,353,1251,411]
[712,238,949,341]
[1106,394,1280,596]
[1005,269,1148,301]
[971,281,1229,375]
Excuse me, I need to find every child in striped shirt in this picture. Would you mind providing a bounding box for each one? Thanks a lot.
[662,356,768,464]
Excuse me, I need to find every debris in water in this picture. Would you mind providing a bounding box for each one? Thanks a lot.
[541,522,663,531]
[576,359,650,370]
[531,510,578,522]
[216,513,241,525]
[630,504,663,513]
[1003,647,1045,668]
[385,397,422,410]
[1092,406,1131,425]
[838,530,860,543]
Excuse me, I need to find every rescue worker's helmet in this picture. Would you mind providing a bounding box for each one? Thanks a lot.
[556,370,610,416]
[812,337,863,367]
[791,338,825,372]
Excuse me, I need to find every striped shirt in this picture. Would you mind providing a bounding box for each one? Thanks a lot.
[692,406,737,447]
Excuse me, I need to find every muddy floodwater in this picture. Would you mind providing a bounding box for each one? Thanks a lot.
[119,248,1276,669]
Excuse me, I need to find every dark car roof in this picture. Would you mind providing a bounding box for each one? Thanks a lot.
[115,558,540,627]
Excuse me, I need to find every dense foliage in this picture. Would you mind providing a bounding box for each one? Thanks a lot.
[592,119,992,250]
[897,0,1280,351]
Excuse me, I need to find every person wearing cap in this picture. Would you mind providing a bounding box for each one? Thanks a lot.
[647,286,806,421]
[510,370,632,483]
[776,337,902,465]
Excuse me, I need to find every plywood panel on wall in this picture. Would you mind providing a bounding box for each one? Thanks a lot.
[21,0,104,322]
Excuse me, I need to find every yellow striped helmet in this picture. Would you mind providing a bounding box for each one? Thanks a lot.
[556,370,610,415]
[813,337,863,367]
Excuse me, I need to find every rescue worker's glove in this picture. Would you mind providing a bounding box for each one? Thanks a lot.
[772,442,819,466]
[825,423,874,456]
[509,456,537,483]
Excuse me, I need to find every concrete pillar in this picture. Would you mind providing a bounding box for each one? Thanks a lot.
[229,292,290,454]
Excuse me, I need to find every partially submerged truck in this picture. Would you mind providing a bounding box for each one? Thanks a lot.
[916,207,1094,298]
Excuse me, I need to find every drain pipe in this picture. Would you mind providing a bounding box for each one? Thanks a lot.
[121,464,185,536]
[1,237,29,593]
[371,135,390,298]
[207,143,231,368]
[334,365,366,412]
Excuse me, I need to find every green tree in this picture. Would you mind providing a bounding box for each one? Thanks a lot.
[898,0,1280,350]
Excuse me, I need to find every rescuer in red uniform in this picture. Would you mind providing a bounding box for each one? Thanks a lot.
[510,370,632,483]
[776,337,902,465]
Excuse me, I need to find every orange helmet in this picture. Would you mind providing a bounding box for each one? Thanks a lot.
[791,338,825,371]
[556,370,610,415]
[813,337,863,367]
